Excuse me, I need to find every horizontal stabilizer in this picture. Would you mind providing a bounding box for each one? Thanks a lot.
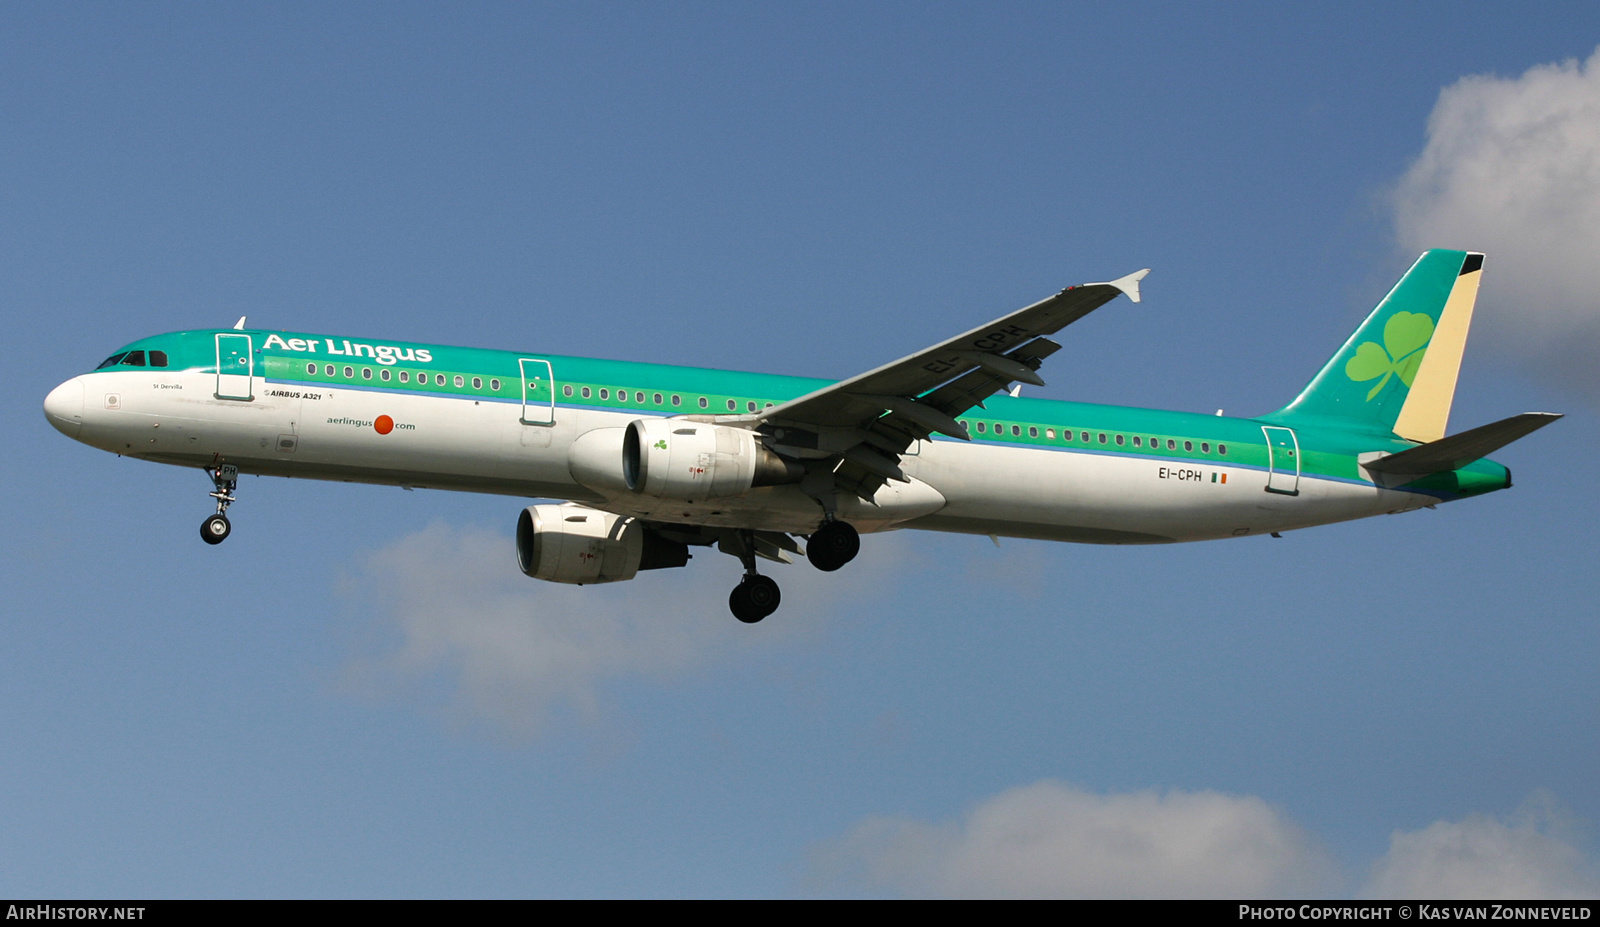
[1364,412,1562,476]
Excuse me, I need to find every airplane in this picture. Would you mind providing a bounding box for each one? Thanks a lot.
[43,249,1559,623]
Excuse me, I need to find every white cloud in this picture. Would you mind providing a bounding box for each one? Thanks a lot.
[815,780,1336,898]
[1364,792,1600,900]
[1394,47,1600,391]
[339,521,888,737]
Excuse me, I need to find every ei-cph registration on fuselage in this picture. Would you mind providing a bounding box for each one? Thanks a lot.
[43,250,1559,622]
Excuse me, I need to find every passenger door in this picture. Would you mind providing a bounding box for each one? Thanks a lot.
[215,333,254,401]
[519,358,555,425]
[1262,425,1300,495]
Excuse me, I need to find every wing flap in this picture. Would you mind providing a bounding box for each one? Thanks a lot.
[916,337,1062,423]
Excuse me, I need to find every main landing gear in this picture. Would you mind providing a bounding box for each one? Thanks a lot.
[727,530,781,624]
[806,519,860,572]
[730,574,781,624]
[724,520,861,623]
[200,464,238,545]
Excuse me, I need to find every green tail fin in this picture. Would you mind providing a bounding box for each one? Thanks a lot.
[1268,250,1483,438]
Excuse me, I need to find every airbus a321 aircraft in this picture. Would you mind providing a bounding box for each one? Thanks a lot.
[44,250,1558,622]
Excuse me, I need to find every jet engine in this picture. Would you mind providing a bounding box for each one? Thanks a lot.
[516,503,688,585]
[622,419,801,502]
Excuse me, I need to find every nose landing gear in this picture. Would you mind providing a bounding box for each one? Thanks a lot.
[200,464,238,545]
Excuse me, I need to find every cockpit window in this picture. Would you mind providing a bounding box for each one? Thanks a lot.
[119,351,147,367]
[97,353,128,369]
[150,350,168,367]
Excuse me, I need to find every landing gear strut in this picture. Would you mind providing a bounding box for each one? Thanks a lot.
[200,464,238,545]
[727,530,781,623]
[806,519,859,572]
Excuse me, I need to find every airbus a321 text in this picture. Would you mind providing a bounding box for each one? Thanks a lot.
[44,250,1558,622]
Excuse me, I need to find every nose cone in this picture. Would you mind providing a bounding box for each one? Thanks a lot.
[43,377,85,439]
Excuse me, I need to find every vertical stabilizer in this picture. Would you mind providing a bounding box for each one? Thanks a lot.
[1269,250,1483,437]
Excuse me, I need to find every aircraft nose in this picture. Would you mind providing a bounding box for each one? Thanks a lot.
[43,377,85,439]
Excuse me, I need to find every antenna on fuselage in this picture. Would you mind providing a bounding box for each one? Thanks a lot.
[233,316,247,330]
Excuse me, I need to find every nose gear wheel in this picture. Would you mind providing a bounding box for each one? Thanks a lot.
[200,464,239,545]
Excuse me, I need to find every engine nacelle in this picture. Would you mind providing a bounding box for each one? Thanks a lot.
[516,503,687,585]
[623,418,801,502]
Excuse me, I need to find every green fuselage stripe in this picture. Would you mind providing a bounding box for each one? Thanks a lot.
[97,327,1511,499]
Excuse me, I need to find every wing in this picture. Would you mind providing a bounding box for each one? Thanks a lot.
[721,268,1149,501]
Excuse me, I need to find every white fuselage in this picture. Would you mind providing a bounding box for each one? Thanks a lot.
[46,365,1434,545]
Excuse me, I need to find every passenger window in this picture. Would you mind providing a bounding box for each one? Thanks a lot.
[1081,432,1089,443]
[636,391,645,403]
[654,393,663,405]
[121,351,146,367]
[454,376,463,388]
[491,379,500,391]
[1184,440,1193,452]
[699,397,708,409]
[381,369,391,381]
[599,388,609,400]
[672,395,681,406]
[343,366,354,378]
[1029,426,1038,438]
[326,365,335,376]
[1115,434,1124,445]
[362,368,372,379]
[1201,442,1210,454]
[472,377,482,390]
[150,351,168,367]
[1133,436,1141,447]
[748,401,757,412]
[727,400,736,411]
[562,385,572,396]
[1098,433,1107,444]
[1166,439,1175,450]
[1045,428,1055,439]
[1218,444,1228,455]
[400,371,409,383]
[977,422,986,433]
[1011,425,1020,436]
[306,363,317,375]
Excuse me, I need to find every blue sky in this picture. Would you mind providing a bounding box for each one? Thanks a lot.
[3,3,1598,897]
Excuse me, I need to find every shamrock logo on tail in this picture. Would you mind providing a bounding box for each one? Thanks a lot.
[1345,311,1434,401]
